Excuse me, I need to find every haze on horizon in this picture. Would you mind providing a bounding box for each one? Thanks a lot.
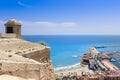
[0,0,120,35]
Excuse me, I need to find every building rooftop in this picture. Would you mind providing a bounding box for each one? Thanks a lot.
[4,19,21,26]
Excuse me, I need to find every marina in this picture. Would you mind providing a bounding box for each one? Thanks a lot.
[55,46,120,80]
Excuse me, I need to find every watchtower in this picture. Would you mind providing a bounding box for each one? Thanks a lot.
[4,19,21,38]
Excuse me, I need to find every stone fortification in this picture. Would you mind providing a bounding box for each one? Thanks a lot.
[0,52,54,80]
[0,19,55,80]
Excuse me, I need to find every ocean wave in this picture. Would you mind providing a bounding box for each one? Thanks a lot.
[54,63,81,72]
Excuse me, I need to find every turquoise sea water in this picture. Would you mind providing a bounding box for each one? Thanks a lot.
[22,35,120,68]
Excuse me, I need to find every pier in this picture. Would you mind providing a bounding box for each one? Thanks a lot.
[55,46,120,80]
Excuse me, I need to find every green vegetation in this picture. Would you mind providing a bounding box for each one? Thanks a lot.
[8,55,12,57]
[0,63,2,66]
[32,48,35,50]
[15,52,22,56]
[15,52,27,58]
[39,41,48,46]
[8,50,12,52]
[22,55,27,58]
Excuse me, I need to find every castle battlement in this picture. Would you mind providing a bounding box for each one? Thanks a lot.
[0,19,55,80]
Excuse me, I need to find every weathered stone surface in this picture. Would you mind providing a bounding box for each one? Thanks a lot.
[0,19,55,80]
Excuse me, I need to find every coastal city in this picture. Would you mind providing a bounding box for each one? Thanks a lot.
[55,46,120,80]
[0,0,120,80]
[0,19,119,80]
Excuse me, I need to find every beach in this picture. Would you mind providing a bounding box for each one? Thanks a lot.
[55,64,92,76]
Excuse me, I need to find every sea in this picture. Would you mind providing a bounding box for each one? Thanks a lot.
[22,35,120,68]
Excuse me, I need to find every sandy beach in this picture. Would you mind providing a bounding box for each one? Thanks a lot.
[55,64,94,77]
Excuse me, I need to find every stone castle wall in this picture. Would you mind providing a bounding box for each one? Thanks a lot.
[24,47,55,80]
[24,47,50,62]
[0,61,48,80]
[0,44,55,80]
[0,34,16,38]
[0,19,55,80]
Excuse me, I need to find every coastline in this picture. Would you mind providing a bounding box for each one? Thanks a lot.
[55,63,91,77]
[54,63,81,72]
[55,51,120,80]
[22,35,120,68]
[54,51,120,72]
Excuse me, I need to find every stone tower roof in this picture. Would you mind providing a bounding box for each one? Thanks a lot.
[4,19,21,26]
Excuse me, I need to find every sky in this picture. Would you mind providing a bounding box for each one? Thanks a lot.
[0,0,120,35]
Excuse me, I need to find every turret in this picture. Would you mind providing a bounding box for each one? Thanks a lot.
[4,19,21,38]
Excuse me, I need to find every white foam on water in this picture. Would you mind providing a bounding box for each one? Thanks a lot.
[54,63,81,72]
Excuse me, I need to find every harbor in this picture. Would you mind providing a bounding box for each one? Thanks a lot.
[55,46,120,80]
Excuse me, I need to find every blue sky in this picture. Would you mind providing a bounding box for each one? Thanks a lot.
[0,0,120,35]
